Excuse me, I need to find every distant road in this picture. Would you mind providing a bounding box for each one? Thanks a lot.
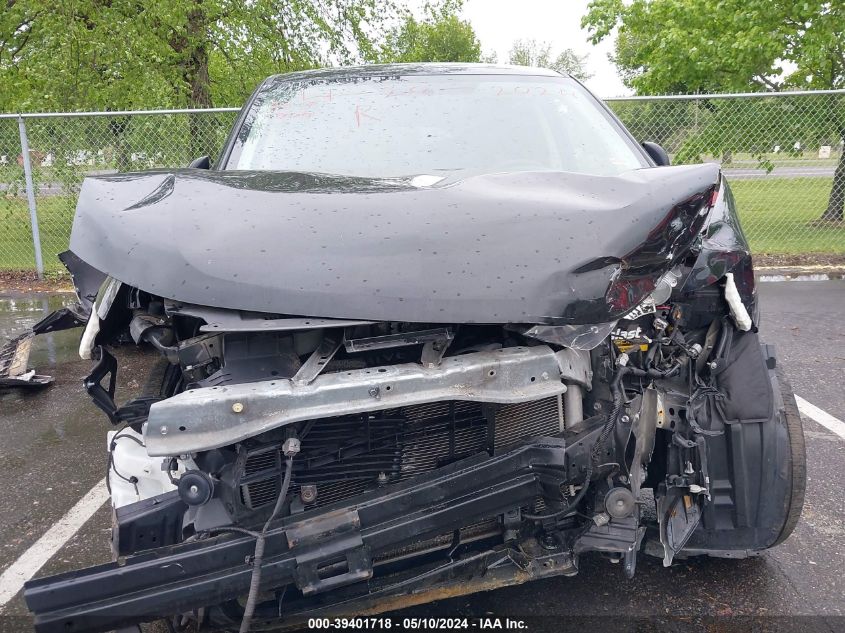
[0,182,66,195]
[720,165,836,179]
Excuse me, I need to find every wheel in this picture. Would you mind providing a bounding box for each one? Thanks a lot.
[141,357,183,400]
[770,367,806,546]
[126,357,182,433]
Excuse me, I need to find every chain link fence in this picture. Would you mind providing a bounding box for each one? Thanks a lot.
[608,90,845,259]
[1,89,843,277]
[0,109,239,275]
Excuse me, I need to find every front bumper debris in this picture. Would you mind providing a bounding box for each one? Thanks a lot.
[24,432,599,633]
[0,332,52,388]
[0,306,87,388]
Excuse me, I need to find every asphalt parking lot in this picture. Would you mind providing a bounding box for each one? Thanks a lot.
[0,278,843,632]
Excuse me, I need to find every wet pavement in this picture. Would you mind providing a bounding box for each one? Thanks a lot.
[0,280,843,632]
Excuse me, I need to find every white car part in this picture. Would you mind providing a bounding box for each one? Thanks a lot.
[80,276,124,359]
[107,426,196,508]
[724,272,752,331]
[78,311,100,360]
[650,267,683,305]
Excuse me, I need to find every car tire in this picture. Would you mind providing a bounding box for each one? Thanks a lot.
[128,358,182,433]
[141,357,183,400]
[770,367,806,546]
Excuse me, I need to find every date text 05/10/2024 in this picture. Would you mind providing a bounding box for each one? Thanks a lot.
[307,618,529,630]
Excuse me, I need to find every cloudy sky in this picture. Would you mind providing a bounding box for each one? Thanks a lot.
[459,0,629,97]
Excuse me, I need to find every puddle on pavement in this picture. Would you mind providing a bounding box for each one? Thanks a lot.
[0,292,79,368]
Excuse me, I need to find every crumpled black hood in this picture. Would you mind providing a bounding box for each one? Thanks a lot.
[68,164,720,324]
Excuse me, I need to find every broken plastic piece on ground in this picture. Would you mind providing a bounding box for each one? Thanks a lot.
[0,332,53,388]
[0,304,87,389]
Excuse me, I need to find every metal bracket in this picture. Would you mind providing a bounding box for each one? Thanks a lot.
[84,346,119,423]
[554,347,593,388]
[501,507,522,543]
[292,334,342,386]
[84,346,163,426]
[344,327,453,354]
[293,533,373,596]
[32,305,88,334]
[420,331,454,368]
[128,314,167,344]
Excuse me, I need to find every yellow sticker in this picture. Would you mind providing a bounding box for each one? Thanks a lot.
[613,341,649,352]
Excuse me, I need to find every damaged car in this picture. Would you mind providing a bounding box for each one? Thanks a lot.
[15,64,805,632]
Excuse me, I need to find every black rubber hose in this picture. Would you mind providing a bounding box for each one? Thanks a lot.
[105,427,144,495]
[139,326,180,364]
[239,457,294,633]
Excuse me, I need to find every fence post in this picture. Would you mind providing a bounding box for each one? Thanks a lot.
[17,115,44,278]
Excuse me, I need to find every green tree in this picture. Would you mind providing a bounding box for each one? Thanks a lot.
[507,39,592,81]
[0,0,401,113]
[0,0,410,161]
[380,1,481,63]
[582,0,845,221]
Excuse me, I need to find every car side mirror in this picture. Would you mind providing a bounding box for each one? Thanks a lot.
[641,142,670,166]
[188,155,211,169]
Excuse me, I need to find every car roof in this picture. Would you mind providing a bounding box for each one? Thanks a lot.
[264,63,567,85]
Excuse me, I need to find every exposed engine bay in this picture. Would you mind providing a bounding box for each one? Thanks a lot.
[20,171,804,633]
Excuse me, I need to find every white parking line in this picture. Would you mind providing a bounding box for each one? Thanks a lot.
[0,478,108,609]
[796,395,845,441]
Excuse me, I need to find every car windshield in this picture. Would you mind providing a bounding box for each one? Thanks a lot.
[228,73,647,178]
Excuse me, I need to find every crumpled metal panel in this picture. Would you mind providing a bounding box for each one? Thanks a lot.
[68,163,720,324]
